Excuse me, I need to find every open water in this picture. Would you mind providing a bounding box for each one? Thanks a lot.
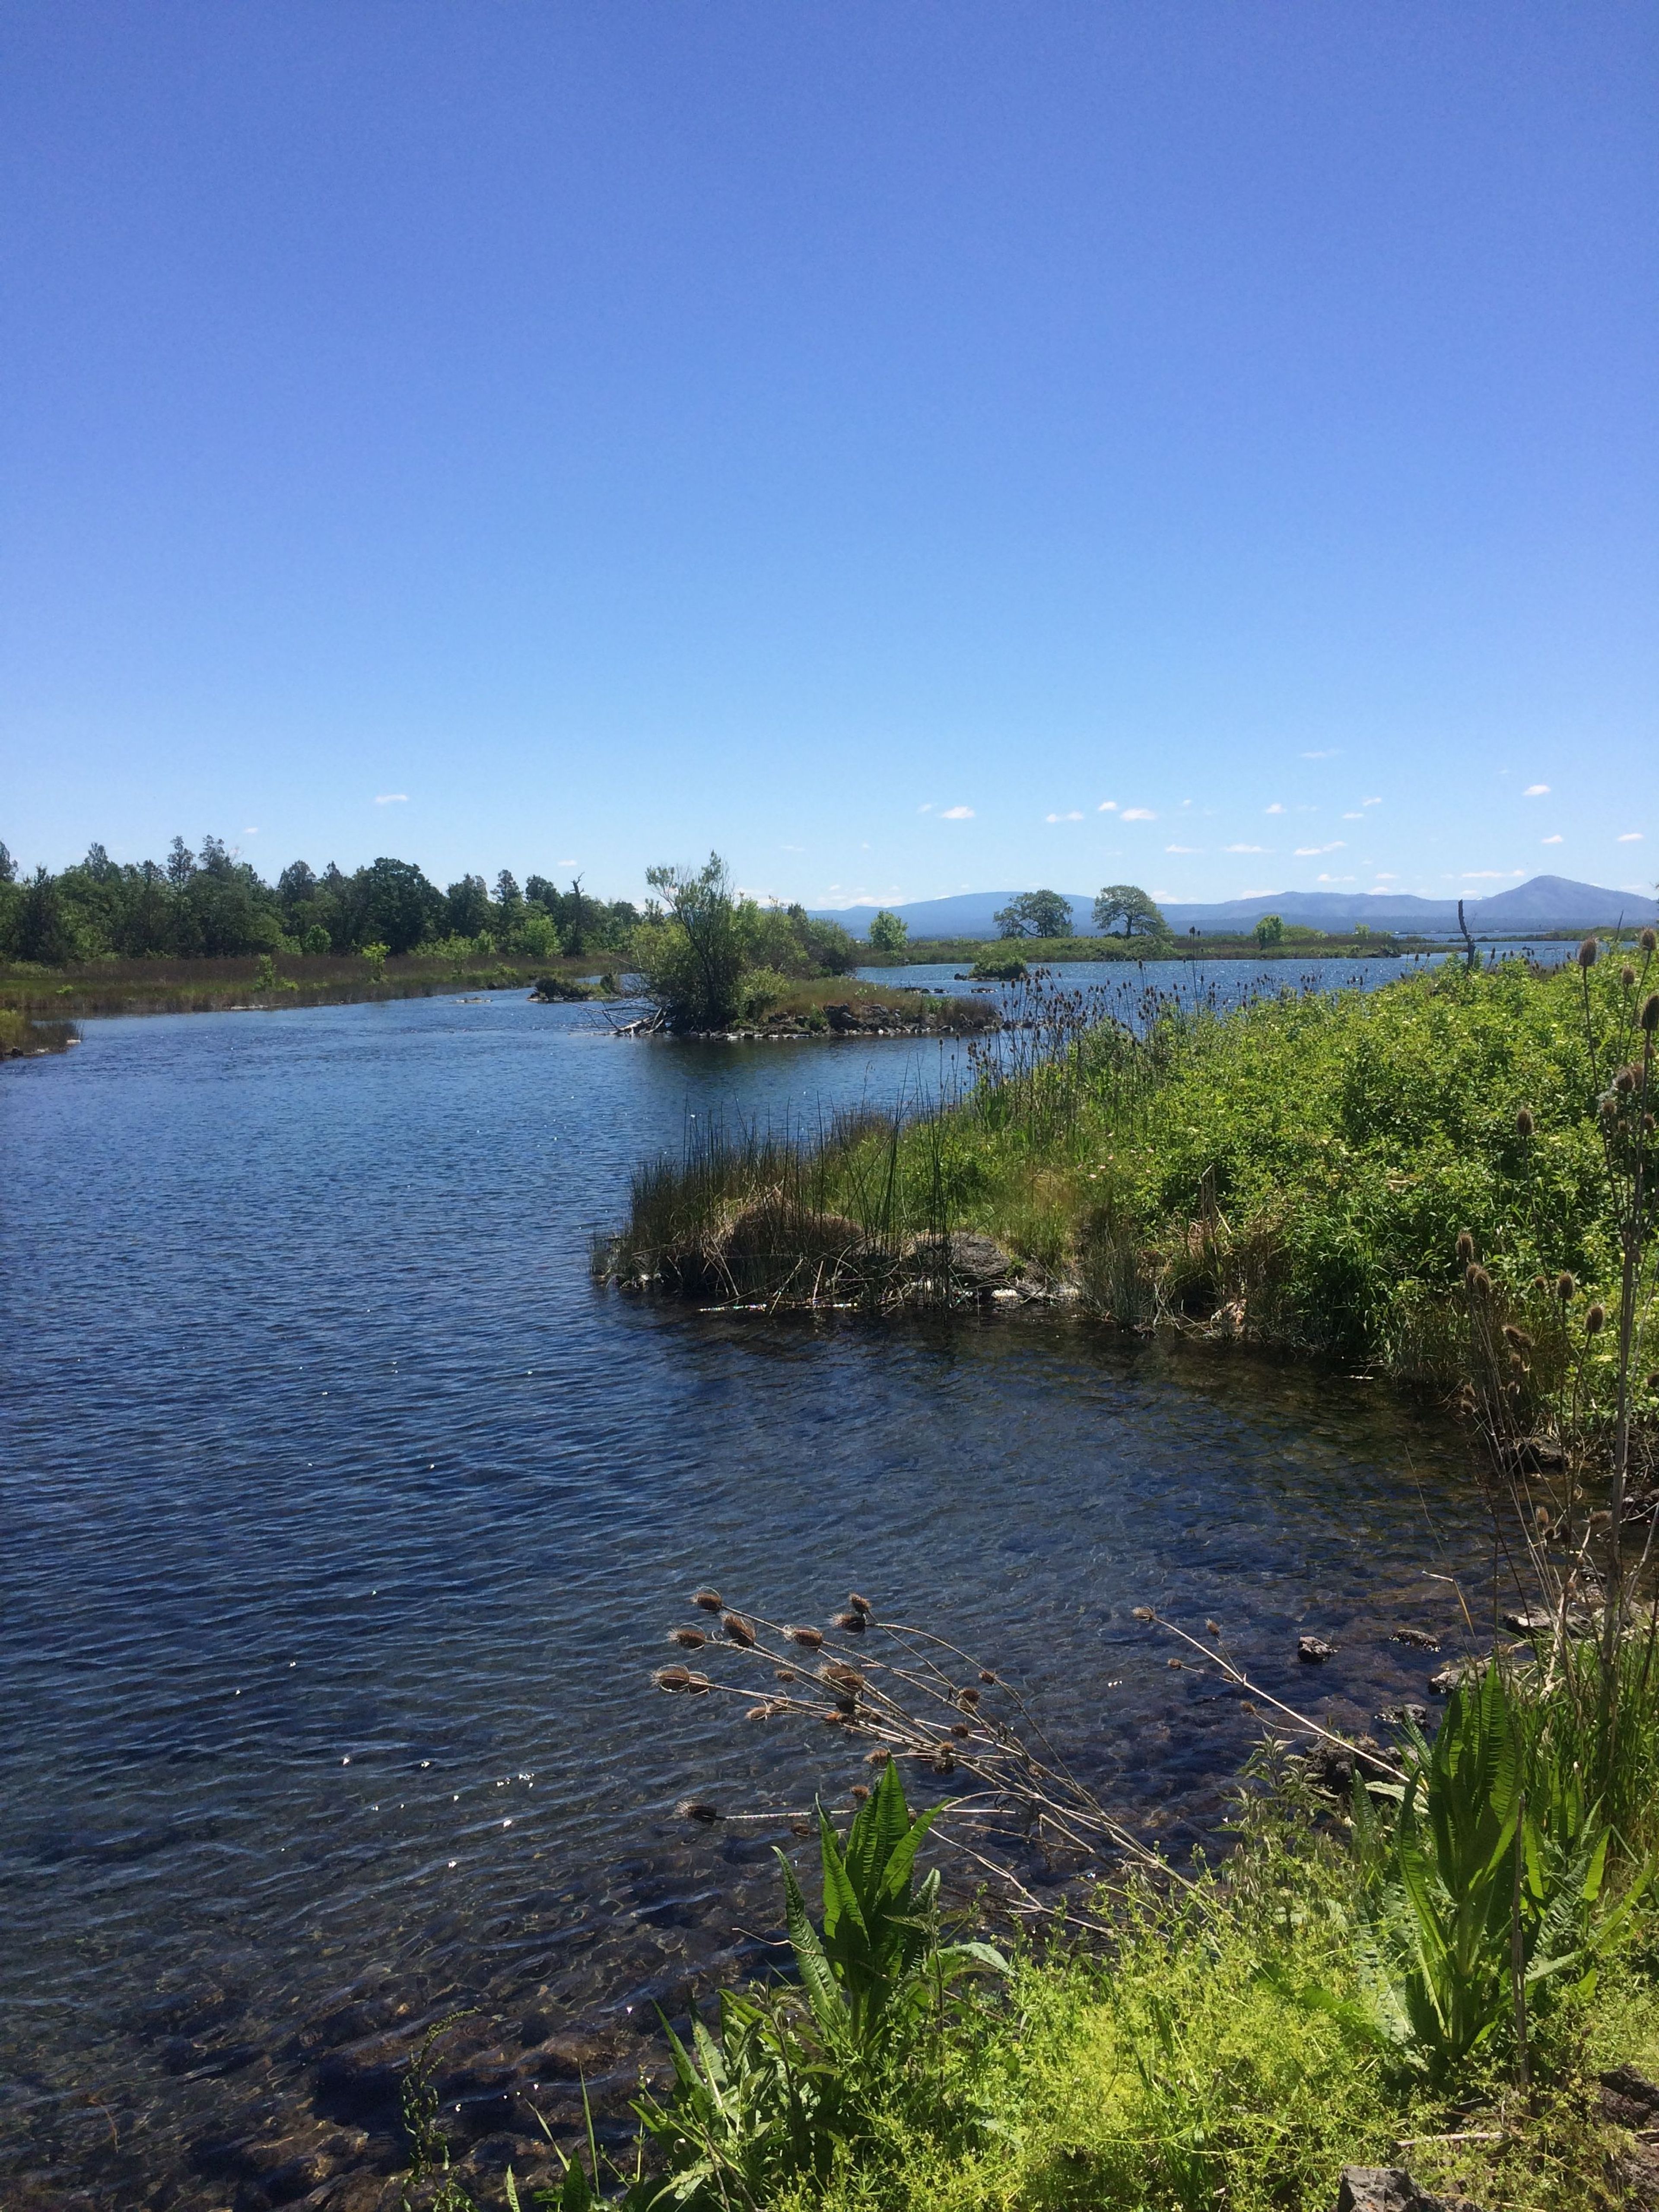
[1,966,1497,2209]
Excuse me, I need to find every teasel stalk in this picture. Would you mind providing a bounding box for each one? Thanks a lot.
[649,1585,1190,1918]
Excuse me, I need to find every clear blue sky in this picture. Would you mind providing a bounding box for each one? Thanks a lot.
[2,2,1653,909]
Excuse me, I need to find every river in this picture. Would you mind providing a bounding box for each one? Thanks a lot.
[0,965,1495,2209]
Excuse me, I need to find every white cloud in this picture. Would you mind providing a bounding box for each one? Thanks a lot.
[1224,842,1266,853]
[1617,831,1644,842]
[1460,870,1525,880]
[1301,748,1339,760]
[1363,797,1382,806]
[1317,873,1356,883]
[242,826,258,835]
[918,803,932,814]
[1523,784,1550,797]
[1165,844,1200,854]
[1341,810,1363,820]
[375,793,409,804]
[781,842,804,852]
[1097,799,1117,812]
[1121,807,1156,821]
[1542,834,1564,845]
[1045,810,1084,823]
[941,805,974,820]
[1265,802,1285,815]
[1294,841,1346,856]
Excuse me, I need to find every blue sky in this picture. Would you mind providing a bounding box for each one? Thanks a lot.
[2,3,1653,908]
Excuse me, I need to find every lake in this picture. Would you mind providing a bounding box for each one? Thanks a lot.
[0,968,1495,2209]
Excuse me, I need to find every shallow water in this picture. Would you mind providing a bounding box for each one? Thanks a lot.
[0,982,1494,2207]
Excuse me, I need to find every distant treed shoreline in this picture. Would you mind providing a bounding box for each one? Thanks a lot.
[0,836,639,964]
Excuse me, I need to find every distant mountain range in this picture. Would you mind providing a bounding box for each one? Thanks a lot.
[812,875,1659,941]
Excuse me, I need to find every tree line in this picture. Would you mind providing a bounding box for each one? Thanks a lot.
[0,836,643,965]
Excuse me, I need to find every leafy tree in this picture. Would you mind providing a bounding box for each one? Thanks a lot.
[1092,884,1167,939]
[356,856,443,955]
[993,889,1074,940]
[165,836,197,891]
[0,840,15,884]
[493,870,524,938]
[445,874,491,938]
[1255,912,1284,947]
[636,853,749,1029]
[868,908,908,952]
[16,868,76,963]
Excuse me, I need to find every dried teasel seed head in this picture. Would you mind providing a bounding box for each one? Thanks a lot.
[822,1709,851,1727]
[951,1722,971,1738]
[820,1661,866,1692]
[1167,1656,1183,1669]
[685,1674,711,1696]
[1534,1505,1551,1528]
[1616,1064,1639,1094]
[979,1669,997,1684]
[1131,1605,1156,1623]
[1557,1271,1576,1303]
[1532,1273,1548,1292]
[1465,1263,1492,1295]
[670,1627,707,1649]
[848,1592,873,1617]
[787,1626,824,1649]
[832,1611,867,1634]
[849,1784,870,1802]
[1623,965,1639,988]
[1643,928,1658,954]
[1509,1352,1527,1376]
[676,1799,721,1824]
[865,1746,892,1767]
[1589,1509,1613,1529]
[1456,1230,1476,1263]
[1578,936,1599,969]
[1644,994,1659,1033]
[1502,1323,1532,1349]
[745,1703,774,1721]
[654,1666,692,1692]
[693,1588,723,1612]
[721,1613,756,1647]
[931,1746,956,1775]
[1205,1619,1223,1637]
[1515,1107,1535,1137]
[957,1685,981,1706]
[774,1666,797,1683]
[1586,1303,1606,1333]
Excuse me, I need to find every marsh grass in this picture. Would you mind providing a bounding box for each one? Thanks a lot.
[0,947,612,1018]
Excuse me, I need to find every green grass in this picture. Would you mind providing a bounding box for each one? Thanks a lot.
[605,957,1657,1424]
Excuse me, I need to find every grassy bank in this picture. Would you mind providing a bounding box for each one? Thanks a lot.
[597,953,1657,1427]
[0,947,623,1019]
[395,1592,1659,2212]
[643,977,1001,1039]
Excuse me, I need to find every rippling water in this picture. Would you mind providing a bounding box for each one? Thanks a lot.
[0,973,1495,2208]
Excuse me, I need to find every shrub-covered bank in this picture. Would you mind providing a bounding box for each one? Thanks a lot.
[598,950,1657,1433]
